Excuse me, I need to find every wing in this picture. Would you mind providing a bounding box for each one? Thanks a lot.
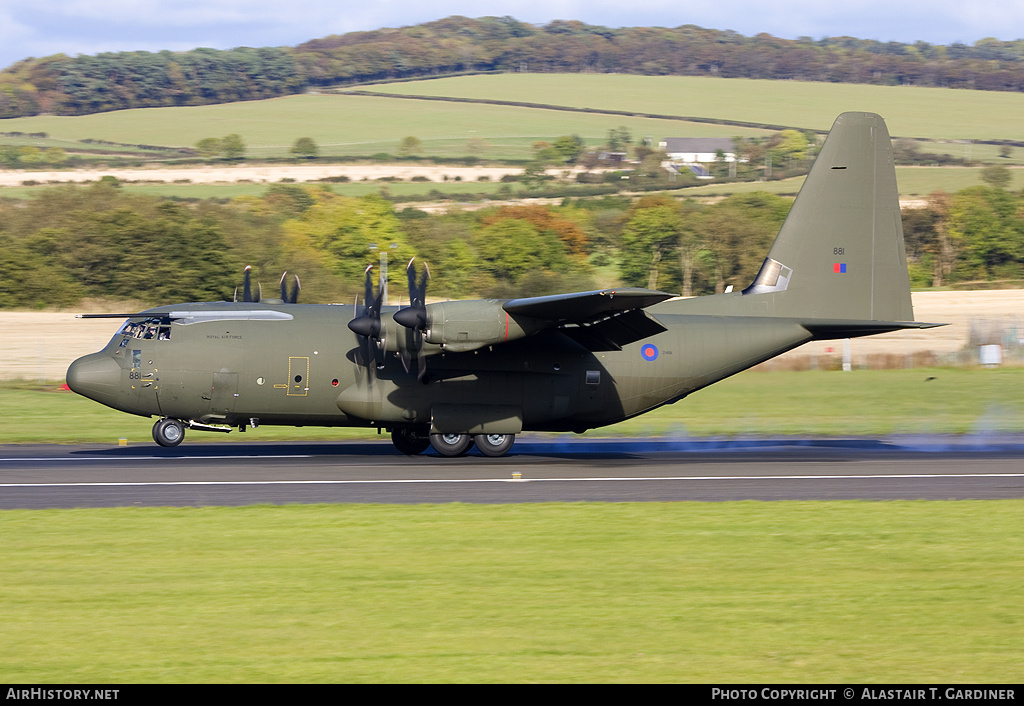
[503,288,674,351]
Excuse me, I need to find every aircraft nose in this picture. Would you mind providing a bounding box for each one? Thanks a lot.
[66,353,121,406]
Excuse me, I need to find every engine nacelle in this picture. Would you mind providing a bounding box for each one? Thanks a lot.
[422,300,546,353]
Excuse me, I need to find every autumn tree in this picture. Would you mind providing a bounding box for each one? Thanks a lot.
[948,186,1024,280]
[397,136,423,157]
[290,137,319,159]
[196,134,246,160]
[619,196,686,291]
[282,193,415,288]
[606,126,632,152]
[221,134,246,160]
[552,135,585,164]
[981,165,1012,190]
[473,204,592,295]
[694,193,789,293]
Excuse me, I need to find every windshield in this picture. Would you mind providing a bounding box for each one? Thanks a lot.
[117,317,171,341]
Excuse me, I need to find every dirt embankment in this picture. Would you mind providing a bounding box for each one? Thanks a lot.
[4,290,1021,381]
[0,163,568,187]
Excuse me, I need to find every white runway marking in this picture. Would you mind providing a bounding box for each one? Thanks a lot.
[3,473,1024,488]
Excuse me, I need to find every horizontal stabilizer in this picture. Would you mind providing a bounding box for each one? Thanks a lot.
[802,320,947,340]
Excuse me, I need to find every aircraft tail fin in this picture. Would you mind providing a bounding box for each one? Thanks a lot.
[742,112,914,323]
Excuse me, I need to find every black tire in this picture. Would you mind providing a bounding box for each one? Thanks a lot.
[153,418,186,447]
[474,433,515,457]
[392,427,430,455]
[430,432,472,457]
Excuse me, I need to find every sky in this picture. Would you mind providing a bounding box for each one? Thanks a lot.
[2,0,1023,71]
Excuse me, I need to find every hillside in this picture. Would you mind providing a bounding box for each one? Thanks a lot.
[2,16,1024,119]
[3,76,1024,166]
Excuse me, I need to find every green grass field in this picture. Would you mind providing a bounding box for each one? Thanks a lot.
[1,73,1019,202]
[0,92,769,162]
[685,166,1019,199]
[2,501,1021,682]
[4,74,1023,166]
[362,74,1024,141]
[3,368,1022,445]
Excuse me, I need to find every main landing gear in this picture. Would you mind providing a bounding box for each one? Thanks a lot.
[152,417,186,447]
[391,426,431,455]
[390,428,516,457]
[150,418,516,456]
[474,433,515,457]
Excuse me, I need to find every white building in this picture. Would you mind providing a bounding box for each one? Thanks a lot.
[659,137,737,163]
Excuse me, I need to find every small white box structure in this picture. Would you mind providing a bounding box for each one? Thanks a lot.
[979,344,1003,366]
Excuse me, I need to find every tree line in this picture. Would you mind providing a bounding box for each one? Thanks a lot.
[2,179,1022,310]
[3,16,1024,118]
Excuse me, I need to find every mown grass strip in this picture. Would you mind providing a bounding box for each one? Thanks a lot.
[1,501,1020,682]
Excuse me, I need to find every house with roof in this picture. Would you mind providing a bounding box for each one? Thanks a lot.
[659,137,737,163]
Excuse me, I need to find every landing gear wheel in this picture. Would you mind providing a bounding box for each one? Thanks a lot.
[152,418,186,447]
[430,432,472,457]
[392,427,430,455]
[474,433,515,457]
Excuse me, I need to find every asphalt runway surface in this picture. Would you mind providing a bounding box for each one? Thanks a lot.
[2,435,1023,509]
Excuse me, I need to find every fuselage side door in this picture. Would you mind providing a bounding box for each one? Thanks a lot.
[210,372,239,413]
[287,356,310,396]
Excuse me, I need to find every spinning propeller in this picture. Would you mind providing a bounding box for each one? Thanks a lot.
[279,271,301,304]
[234,265,261,303]
[348,265,386,373]
[348,259,431,381]
[233,266,301,304]
[393,258,430,380]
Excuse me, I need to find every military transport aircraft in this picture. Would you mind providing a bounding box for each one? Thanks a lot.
[67,112,940,457]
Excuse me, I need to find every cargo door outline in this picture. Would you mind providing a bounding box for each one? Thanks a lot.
[274,356,310,396]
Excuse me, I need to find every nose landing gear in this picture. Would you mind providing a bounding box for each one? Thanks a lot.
[152,418,186,447]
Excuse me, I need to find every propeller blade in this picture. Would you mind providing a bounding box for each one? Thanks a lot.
[277,272,300,304]
[394,259,429,330]
[242,265,252,303]
[348,265,386,376]
[393,258,430,380]
[348,266,382,338]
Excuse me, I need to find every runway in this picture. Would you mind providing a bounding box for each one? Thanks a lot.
[2,436,1023,509]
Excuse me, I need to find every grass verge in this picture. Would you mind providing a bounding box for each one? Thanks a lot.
[1,501,1020,682]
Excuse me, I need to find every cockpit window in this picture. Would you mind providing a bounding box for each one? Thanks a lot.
[118,317,171,341]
